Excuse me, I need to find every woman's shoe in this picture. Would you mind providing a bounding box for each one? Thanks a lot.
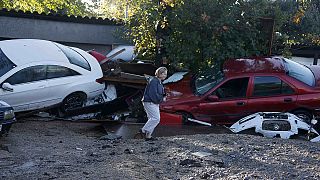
[133,129,145,139]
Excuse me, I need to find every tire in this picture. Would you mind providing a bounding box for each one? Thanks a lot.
[60,92,87,113]
[292,110,312,124]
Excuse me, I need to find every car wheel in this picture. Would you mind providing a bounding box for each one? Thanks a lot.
[61,92,87,113]
[293,110,312,124]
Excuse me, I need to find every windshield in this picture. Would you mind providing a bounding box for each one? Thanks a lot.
[0,48,16,77]
[283,58,315,86]
[194,69,224,95]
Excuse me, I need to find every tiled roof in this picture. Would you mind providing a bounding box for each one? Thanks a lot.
[0,8,123,25]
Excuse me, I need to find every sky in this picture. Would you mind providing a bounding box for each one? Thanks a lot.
[81,0,94,6]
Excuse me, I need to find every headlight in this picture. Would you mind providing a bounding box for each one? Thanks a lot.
[4,110,15,120]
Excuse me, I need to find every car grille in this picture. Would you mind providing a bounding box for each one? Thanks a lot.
[262,120,291,131]
[0,111,3,120]
[0,111,4,123]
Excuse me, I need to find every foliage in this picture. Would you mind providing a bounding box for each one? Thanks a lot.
[0,0,91,17]
[100,0,132,20]
[166,0,271,71]
[124,0,273,71]
[2,0,319,71]
[268,0,320,57]
[285,0,320,46]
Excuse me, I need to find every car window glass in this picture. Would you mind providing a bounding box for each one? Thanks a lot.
[283,58,315,86]
[47,65,80,79]
[195,70,224,95]
[253,76,294,96]
[213,77,249,99]
[0,48,16,77]
[55,43,91,71]
[282,81,295,94]
[6,65,46,85]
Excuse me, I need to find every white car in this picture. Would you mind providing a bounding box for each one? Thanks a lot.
[0,39,105,113]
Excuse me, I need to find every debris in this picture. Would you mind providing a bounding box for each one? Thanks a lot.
[179,159,202,167]
[163,72,188,84]
[99,132,122,140]
[187,118,212,126]
[207,158,225,168]
[200,173,210,179]
[229,112,319,139]
[76,147,83,151]
[191,151,212,158]
[124,148,134,154]
[310,136,320,142]
[106,45,137,62]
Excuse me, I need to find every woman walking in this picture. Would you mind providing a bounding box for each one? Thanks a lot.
[139,67,167,141]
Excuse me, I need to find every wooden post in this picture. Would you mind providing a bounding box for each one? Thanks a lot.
[313,52,319,65]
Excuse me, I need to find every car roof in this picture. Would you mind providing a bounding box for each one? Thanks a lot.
[223,56,286,77]
[0,39,69,66]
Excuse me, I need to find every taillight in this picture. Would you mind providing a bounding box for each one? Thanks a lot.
[96,77,104,84]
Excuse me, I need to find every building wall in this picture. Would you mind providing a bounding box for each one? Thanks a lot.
[0,10,127,55]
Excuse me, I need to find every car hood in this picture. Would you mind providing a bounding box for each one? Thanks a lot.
[163,74,200,105]
[309,65,320,87]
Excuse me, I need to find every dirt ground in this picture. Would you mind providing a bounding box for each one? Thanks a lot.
[0,118,319,180]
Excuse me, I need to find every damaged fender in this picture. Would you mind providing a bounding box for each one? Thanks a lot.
[229,112,319,139]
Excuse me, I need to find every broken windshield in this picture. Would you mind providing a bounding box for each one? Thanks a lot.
[194,69,224,95]
[283,58,315,86]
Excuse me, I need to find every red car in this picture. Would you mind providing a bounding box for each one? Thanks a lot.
[161,57,320,125]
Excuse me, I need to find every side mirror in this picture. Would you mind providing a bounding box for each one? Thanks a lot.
[2,82,14,92]
[207,95,219,102]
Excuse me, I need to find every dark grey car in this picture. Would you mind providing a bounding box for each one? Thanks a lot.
[0,100,16,136]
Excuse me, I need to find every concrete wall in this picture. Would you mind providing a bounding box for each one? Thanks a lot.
[290,56,318,66]
[0,13,127,55]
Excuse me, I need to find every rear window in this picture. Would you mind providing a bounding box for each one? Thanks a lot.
[283,58,315,86]
[0,48,16,77]
[47,65,80,79]
[55,43,91,71]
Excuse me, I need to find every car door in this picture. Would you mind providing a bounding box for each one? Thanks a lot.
[0,65,48,111]
[247,75,298,114]
[197,77,250,124]
[45,65,81,104]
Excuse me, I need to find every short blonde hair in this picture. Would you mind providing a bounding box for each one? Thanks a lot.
[155,67,167,77]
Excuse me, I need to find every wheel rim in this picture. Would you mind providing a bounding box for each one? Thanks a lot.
[63,94,85,111]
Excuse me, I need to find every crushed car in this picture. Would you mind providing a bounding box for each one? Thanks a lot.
[0,100,16,136]
[229,112,319,139]
[161,57,320,125]
[0,39,105,114]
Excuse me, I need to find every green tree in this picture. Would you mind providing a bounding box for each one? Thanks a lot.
[0,0,91,16]
[125,0,274,71]
[100,0,130,19]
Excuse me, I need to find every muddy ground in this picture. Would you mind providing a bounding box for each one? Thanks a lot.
[0,118,319,180]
